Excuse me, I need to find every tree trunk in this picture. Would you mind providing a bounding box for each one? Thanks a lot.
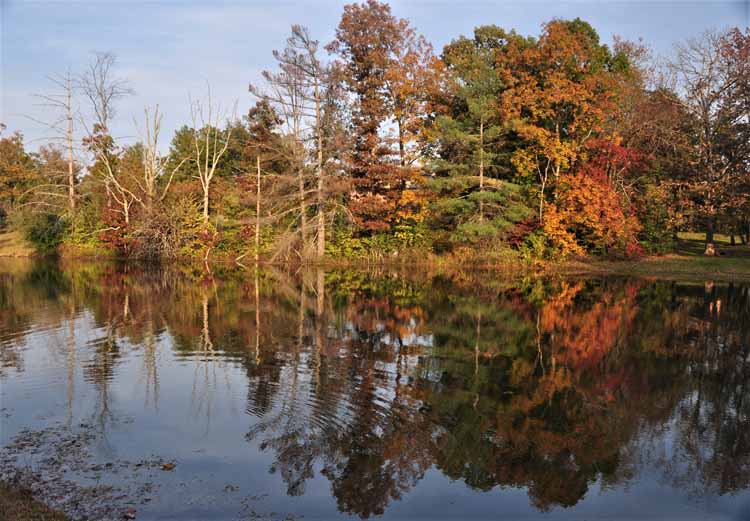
[314,268,325,385]
[203,186,210,227]
[256,156,261,263]
[478,119,484,223]
[66,80,76,214]
[315,81,325,259]
[538,176,546,223]
[316,179,325,258]
[298,167,307,251]
[398,118,405,167]
[704,216,716,255]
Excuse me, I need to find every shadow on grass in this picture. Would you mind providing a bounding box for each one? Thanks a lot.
[675,237,750,258]
[557,235,750,281]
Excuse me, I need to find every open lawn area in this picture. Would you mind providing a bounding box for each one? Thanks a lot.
[675,231,750,256]
[560,232,750,281]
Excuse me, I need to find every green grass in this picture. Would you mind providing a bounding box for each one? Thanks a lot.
[0,230,35,257]
[558,233,750,281]
[0,482,68,521]
[674,231,750,258]
[676,231,734,244]
[675,231,750,256]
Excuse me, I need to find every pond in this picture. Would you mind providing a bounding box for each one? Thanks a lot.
[1,259,749,520]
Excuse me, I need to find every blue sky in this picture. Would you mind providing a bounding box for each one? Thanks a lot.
[1,0,747,150]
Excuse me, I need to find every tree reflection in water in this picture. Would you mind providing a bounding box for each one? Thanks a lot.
[1,259,749,518]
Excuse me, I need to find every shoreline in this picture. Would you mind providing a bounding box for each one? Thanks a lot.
[3,231,750,282]
[3,252,750,282]
[0,481,69,521]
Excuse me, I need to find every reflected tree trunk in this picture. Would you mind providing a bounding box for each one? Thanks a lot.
[255,267,261,365]
[143,298,159,410]
[256,156,261,263]
[314,268,325,386]
[66,301,76,427]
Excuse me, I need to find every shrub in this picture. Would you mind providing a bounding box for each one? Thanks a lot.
[22,213,69,254]
[520,230,549,260]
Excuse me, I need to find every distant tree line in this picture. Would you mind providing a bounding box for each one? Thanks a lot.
[1,0,748,262]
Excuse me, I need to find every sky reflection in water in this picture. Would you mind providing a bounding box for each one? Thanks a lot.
[1,259,750,520]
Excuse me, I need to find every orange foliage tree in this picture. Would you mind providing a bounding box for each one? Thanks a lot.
[499,19,625,224]
[327,0,434,233]
[543,139,644,257]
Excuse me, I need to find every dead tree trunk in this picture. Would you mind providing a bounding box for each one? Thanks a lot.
[65,75,76,213]
[256,156,261,263]
[190,90,236,230]
[314,77,325,259]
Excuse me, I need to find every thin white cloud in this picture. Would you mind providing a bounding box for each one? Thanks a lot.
[3,0,745,153]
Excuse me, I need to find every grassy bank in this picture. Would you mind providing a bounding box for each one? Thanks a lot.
[0,231,35,258]
[0,482,68,521]
[558,233,750,281]
[3,228,750,282]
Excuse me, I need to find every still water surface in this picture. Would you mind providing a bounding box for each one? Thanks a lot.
[1,259,750,520]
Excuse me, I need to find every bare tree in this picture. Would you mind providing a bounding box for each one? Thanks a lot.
[101,147,138,225]
[78,52,136,225]
[251,59,309,250]
[135,105,189,214]
[189,87,237,228]
[292,25,329,258]
[30,71,80,215]
[77,52,133,133]
[250,25,335,259]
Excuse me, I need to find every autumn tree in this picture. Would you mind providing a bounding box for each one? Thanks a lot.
[611,37,696,251]
[668,29,750,253]
[327,0,432,234]
[544,139,644,257]
[718,28,750,245]
[427,26,537,249]
[0,126,39,224]
[500,19,626,223]
[385,22,439,168]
